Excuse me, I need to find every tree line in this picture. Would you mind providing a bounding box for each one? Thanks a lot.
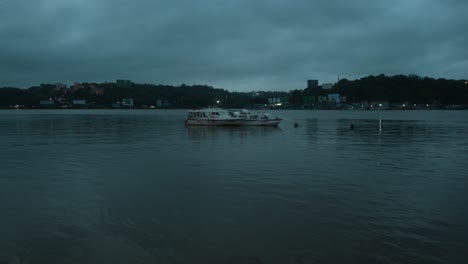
[0,82,288,109]
[0,74,467,109]
[299,74,468,105]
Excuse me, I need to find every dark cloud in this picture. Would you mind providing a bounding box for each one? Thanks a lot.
[1,0,467,91]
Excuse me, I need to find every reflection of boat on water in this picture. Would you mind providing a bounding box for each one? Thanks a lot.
[185,108,282,126]
[186,124,281,140]
[185,108,244,126]
[228,109,282,126]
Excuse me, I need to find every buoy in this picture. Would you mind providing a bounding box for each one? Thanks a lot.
[294,123,299,127]
[350,124,354,130]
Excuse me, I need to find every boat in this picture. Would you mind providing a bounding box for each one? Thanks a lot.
[228,109,282,126]
[185,108,282,126]
[185,108,245,126]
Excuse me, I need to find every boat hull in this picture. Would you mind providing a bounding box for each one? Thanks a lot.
[185,119,244,126]
[185,118,281,126]
[242,119,282,126]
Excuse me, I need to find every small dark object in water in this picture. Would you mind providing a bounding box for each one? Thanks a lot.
[350,124,354,130]
[294,123,299,127]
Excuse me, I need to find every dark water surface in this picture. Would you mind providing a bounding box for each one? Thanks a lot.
[1,110,467,264]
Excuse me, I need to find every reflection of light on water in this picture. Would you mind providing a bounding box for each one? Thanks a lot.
[378,118,382,144]
[378,111,383,144]
[378,110,382,135]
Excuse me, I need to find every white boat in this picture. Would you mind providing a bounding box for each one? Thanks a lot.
[185,108,245,126]
[228,109,282,126]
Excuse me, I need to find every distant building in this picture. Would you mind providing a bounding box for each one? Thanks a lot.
[53,83,69,95]
[71,82,85,92]
[307,80,319,89]
[72,100,86,105]
[55,83,66,90]
[90,85,104,95]
[318,96,328,103]
[327,94,346,103]
[122,98,134,107]
[328,94,340,103]
[156,99,172,108]
[268,97,281,104]
[321,83,333,90]
[116,80,132,88]
[162,100,172,108]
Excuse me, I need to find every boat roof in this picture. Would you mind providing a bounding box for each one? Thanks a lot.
[229,109,249,112]
[188,108,227,112]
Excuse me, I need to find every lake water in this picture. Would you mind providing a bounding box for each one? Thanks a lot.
[0,110,467,264]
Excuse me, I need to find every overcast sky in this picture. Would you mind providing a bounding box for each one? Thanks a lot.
[0,0,467,91]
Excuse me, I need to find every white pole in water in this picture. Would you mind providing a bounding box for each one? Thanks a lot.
[378,109,382,144]
[379,113,382,132]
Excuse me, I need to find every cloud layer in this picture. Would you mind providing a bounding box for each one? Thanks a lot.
[1,0,467,91]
